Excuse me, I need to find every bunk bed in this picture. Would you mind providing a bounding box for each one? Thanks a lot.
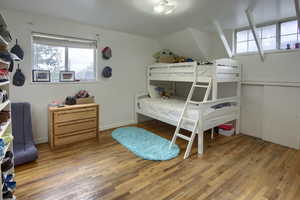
[135,58,241,159]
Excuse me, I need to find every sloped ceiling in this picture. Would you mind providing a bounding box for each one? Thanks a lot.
[0,0,296,38]
[159,28,215,60]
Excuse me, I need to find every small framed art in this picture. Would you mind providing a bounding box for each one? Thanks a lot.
[59,71,75,82]
[32,70,50,82]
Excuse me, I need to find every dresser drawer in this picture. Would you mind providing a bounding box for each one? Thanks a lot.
[54,118,97,135]
[54,107,97,123]
[54,128,97,146]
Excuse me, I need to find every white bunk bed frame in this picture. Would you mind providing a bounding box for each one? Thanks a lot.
[136,58,241,159]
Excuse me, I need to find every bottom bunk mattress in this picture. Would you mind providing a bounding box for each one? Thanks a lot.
[137,97,239,131]
[137,97,213,122]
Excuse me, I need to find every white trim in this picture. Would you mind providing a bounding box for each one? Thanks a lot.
[245,9,265,61]
[0,35,8,46]
[30,80,101,85]
[242,81,300,87]
[295,0,300,32]
[236,47,300,56]
[100,120,136,131]
[34,137,48,144]
[0,101,10,112]
[214,21,233,58]
[0,120,11,138]
[0,81,9,87]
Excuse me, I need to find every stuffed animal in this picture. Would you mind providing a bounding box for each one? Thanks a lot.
[155,87,173,99]
[153,49,177,63]
[174,56,186,63]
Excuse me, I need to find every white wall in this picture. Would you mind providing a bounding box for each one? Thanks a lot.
[238,52,300,149]
[159,28,214,61]
[213,31,300,149]
[2,9,160,143]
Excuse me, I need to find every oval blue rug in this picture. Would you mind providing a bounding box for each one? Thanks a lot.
[112,127,180,161]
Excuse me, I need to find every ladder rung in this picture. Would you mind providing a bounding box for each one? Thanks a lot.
[182,117,197,123]
[176,133,191,141]
[194,85,208,88]
[188,100,201,105]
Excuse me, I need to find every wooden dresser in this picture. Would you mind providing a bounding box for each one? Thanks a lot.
[48,103,99,149]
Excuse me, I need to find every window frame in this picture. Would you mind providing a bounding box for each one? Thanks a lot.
[234,17,300,55]
[31,32,98,84]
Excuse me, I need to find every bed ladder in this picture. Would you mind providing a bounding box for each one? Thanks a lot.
[169,77,212,159]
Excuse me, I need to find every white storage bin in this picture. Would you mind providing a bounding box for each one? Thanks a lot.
[219,128,235,136]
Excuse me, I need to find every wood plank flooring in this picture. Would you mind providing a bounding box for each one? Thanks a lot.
[15,121,300,200]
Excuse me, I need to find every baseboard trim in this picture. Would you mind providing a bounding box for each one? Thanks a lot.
[35,137,48,144]
[100,120,136,131]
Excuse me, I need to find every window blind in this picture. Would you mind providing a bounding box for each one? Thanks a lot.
[32,32,97,49]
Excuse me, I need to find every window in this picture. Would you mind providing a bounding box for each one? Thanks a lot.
[236,24,277,53]
[32,33,97,82]
[280,20,300,49]
[235,18,300,54]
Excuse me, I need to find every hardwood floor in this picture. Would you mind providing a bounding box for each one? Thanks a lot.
[15,121,300,200]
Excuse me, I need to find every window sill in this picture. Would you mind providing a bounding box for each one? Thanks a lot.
[235,48,300,57]
[30,80,100,85]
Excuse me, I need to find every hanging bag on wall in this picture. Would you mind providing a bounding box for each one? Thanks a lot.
[102,47,112,60]
[102,66,112,78]
[10,39,24,60]
[13,64,25,87]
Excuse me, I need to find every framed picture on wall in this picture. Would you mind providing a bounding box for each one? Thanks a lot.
[32,70,51,82]
[59,71,75,82]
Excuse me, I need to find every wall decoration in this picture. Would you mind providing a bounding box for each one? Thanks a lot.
[59,71,75,82]
[32,70,50,82]
[11,39,24,60]
[102,66,112,78]
[13,64,25,87]
[102,46,112,60]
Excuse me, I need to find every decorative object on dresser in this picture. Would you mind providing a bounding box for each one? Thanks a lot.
[48,103,99,149]
[75,90,95,104]
[65,96,76,106]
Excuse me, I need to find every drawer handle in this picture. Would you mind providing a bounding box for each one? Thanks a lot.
[56,118,96,127]
[57,109,95,115]
[57,129,96,138]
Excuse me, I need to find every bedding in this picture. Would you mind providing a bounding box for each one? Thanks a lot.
[137,97,237,130]
[138,97,213,121]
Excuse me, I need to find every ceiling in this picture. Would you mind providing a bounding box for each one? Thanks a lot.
[0,0,296,38]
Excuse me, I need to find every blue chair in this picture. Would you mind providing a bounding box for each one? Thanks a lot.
[11,103,38,166]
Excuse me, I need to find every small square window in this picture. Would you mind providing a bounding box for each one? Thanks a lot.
[248,40,258,52]
[262,38,276,50]
[236,41,247,53]
[281,20,298,35]
[236,30,248,42]
[280,20,300,49]
[262,25,276,39]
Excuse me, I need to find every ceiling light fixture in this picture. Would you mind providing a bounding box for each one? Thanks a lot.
[153,0,176,15]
